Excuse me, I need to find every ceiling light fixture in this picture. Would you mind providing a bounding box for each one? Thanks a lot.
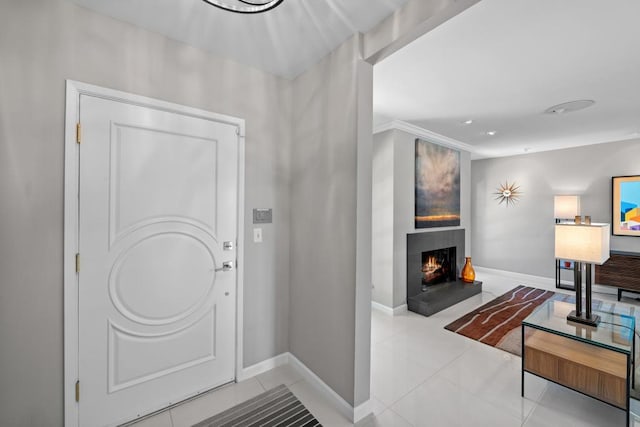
[545,100,595,115]
[201,0,283,14]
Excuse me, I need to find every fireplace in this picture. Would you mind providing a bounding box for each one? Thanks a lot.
[407,230,481,316]
[421,247,456,288]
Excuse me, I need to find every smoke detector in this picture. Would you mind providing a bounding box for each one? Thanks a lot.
[545,100,595,114]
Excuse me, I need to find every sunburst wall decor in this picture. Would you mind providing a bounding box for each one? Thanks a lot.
[494,181,521,207]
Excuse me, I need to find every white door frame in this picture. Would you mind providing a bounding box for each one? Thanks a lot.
[63,80,245,427]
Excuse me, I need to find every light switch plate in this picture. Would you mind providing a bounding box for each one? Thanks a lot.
[253,228,263,243]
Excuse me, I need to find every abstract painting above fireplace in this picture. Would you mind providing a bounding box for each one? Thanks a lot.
[414,139,460,228]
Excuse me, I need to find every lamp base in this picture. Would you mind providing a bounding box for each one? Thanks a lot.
[567,311,600,327]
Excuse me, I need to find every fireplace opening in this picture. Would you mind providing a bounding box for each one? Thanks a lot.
[421,247,456,289]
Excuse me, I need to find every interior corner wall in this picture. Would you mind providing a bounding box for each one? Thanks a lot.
[0,1,291,425]
[371,130,395,307]
[471,138,640,278]
[353,59,373,408]
[289,34,361,406]
[371,129,472,309]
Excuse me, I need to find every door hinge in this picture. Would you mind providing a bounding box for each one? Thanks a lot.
[75,380,80,402]
[75,253,80,273]
[76,123,81,144]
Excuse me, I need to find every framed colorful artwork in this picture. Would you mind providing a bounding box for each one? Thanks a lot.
[414,139,460,228]
[612,175,640,236]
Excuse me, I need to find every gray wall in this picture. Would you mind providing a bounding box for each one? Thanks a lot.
[0,1,291,425]
[471,138,640,278]
[290,35,361,406]
[289,34,374,409]
[371,129,471,308]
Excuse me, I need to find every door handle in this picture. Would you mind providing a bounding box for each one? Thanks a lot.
[215,261,234,272]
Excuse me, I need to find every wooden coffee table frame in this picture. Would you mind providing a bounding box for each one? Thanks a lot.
[522,313,634,426]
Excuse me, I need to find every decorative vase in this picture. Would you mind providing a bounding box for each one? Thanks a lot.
[461,257,476,283]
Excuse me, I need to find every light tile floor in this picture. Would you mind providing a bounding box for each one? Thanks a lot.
[130,270,640,426]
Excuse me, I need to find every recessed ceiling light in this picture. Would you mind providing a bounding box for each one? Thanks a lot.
[544,100,595,115]
[486,131,497,136]
[462,119,473,125]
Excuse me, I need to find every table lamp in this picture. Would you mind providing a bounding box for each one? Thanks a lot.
[555,219,610,326]
[554,195,581,222]
[554,195,581,289]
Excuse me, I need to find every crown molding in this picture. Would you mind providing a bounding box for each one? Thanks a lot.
[373,119,475,153]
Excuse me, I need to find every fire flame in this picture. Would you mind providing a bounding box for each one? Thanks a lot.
[422,256,441,274]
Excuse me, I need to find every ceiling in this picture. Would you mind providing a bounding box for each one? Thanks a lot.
[373,0,640,159]
[69,0,640,160]
[69,0,408,79]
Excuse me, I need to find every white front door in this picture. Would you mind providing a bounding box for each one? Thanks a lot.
[77,94,239,426]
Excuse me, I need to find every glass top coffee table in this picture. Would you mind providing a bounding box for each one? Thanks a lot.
[521,299,635,426]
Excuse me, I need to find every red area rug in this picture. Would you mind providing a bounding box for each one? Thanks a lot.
[444,285,567,356]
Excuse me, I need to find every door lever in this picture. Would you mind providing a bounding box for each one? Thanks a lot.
[215,261,234,272]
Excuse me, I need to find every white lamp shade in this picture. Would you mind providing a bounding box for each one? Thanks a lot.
[554,195,581,219]
[555,223,610,264]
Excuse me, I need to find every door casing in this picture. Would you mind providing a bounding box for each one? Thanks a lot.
[63,80,245,427]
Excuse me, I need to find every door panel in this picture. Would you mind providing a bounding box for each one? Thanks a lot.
[109,231,215,325]
[109,123,217,244]
[78,94,238,426]
[108,309,215,392]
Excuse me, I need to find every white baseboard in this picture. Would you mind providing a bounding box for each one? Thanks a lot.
[474,266,617,296]
[474,266,556,291]
[237,352,372,423]
[371,301,408,316]
[353,399,374,423]
[393,304,408,315]
[287,352,372,423]
[371,301,393,315]
[237,353,289,382]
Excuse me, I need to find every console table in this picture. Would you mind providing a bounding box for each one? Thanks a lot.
[522,300,635,426]
[596,251,640,301]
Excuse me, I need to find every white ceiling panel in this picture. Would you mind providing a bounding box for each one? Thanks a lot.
[374,0,640,158]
